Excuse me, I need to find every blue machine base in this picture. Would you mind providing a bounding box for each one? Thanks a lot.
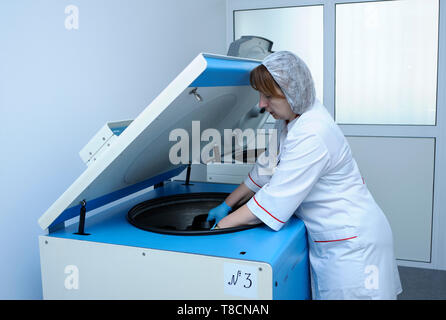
[48,181,310,300]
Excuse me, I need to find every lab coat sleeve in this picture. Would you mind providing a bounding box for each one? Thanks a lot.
[243,147,276,193]
[246,133,330,231]
[244,122,282,192]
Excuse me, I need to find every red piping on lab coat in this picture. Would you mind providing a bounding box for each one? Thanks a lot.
[252,195,285,224]
[248,173,262,188]
[314,236,358,243]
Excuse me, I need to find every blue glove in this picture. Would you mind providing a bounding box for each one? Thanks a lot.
[207,201,232,226]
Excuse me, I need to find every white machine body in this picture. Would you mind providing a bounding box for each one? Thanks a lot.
[39,235,273,299]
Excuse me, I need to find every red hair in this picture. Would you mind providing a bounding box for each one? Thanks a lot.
[250,64,285,98]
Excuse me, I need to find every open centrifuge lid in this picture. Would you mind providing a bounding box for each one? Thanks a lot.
[38,53,263,230]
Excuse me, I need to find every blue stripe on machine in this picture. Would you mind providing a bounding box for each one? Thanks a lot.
[190,56,260,87]
[49,165,187,229]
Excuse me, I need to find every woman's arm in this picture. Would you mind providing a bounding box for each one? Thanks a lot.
[212,183,260,229]
[216,204,261,229]
[224,183,255,208]
[207,183,256,225]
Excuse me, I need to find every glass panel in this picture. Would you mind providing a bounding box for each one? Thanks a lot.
[234,6,324,102]
[336,0,438,125]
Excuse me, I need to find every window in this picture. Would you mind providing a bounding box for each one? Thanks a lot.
[335,0,439,125]
[234,6,324,102]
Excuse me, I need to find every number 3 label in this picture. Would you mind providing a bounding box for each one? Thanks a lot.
[224,263,258,298]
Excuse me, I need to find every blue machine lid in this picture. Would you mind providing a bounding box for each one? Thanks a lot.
[38,53,264,230]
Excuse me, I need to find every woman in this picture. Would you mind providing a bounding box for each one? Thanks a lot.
[207,51,402,300]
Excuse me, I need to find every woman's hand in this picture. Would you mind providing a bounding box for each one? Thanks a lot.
[206,201,232,225]
[208,183,258,229]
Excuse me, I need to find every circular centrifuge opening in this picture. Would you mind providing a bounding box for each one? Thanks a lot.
[127,192,261,235]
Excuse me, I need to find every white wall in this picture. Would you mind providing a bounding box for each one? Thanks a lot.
[0,0,226,299]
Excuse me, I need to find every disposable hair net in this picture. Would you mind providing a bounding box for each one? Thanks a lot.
[262,51,316,115]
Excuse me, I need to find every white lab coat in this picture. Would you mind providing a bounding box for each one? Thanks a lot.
[244,99,402,300]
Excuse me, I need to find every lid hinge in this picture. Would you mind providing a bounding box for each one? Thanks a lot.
[189,88,202,102]
[74,200,90,236]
